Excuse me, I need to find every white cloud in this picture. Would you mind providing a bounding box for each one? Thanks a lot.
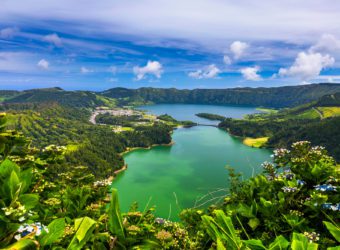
[108,66,117,74]
[188,64,220,79]
[133,60,163,80]
[278,52,334,80]
[37,59,49,70]
[230,41,249,59]
[81,66,93,73]
[309,34,340,53]
[0,27,19,39]
[223,55,231,65]
[1,1,340,49]
[43,33,62,47]
[240,66,262,81]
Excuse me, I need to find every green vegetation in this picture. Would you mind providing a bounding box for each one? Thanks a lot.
[2,87,116,108]
[196,113,226,121]
[219,93,340,161]
[318,107,340,118]
[157,114,197,127]
[101,83,340,108]
[0,113,339,249]
[0,103,173,178]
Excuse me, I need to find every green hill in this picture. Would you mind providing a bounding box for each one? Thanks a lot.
[1,87,116,108]
[101,83,340,108]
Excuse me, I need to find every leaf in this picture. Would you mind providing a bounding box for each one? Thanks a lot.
[8,170,20,200]
[18,194,39,210]
[3,239,37,250]
[0,159,20,179]
[323,221,340,243]
[248,218,260,230]
[108,189,125,240]
[244,239,266,250]
[67,217,96,250]
[39,218,66,246]
[269,235,289,250]
[213,210,243,249]
[216,237,227,250]
[291,233,318,250]
[20,168,32,193]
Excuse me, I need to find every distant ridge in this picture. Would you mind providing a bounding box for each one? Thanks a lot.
[1,83,340,108]
[101,83,340,108]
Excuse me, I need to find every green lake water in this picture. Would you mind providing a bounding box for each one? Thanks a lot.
[112,105,272,220]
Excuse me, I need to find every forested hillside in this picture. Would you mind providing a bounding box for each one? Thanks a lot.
[2,87,116,108]
[0,102,172,178]
[218,93,340,160]
[101,83,340,108]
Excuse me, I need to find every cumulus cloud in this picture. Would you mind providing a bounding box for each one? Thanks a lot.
[278,52,334,80]
[223,55,232,65]
[240,66,262,81]
[43,33,62,47]
[230,41,249,59]
[0,27,19,39]
[309,34,340,53]
[133,61,163,80]
[81,66,93,73]
[188,64,221,79]
[37,59,49,70]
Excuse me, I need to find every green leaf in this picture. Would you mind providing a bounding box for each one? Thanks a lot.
[3,239,37,250]
[39,218,66,246]
[216,237,227,250]
[323,221,340,243]
[327,247,340,250]
[19,194,39,210]
[269,235,289,250]
[108,189,125,240]
[244,239,266,250]
[8,170,20,200]
[20,168,32,193]
[67,217,96,250]
[0,159,20,179]
[248,218,260,230]
[291,233,318,250]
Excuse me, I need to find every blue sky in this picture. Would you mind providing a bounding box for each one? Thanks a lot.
[0,0,340,90]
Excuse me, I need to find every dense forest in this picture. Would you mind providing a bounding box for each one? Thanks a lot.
[0,102,172,178]
[101,83,340,108]
[2,83,340,109]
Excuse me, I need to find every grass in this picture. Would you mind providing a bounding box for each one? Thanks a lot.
[293,109,320,119]
[243,137,269,148]
[66,144,79,153]
[256,108,278,113]
[318,107,340,118]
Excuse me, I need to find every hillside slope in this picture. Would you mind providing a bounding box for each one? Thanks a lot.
[101,83,340,108]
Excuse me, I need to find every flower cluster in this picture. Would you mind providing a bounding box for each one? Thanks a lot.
[14,222,48,241]
[289,210,304,217]
[283,170,294,180]
[273,148,290,158]
[291,141,311,148]
[303,231,320,243]
[156,230,172,241]
[93,179,112,187]
[282,187,298,193]
[314,184,337,192]
[297,180,305,186]
[321,203,340,211]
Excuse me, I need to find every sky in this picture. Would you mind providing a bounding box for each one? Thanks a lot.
[0,0,340,90]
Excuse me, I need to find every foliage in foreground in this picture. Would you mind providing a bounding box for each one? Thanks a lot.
[0,113,339,249]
